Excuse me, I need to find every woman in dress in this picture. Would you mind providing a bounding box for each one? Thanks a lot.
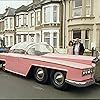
[67,41,73,55]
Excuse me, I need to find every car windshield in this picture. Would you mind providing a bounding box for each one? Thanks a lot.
[27,43,54,56]
[10,42,54,56]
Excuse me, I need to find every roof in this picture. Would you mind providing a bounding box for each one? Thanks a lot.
[41,0,61,5]
[0,14,3,19]
[15,5,28,13]
[27,0,41,11]
[0,14,3,18]
[3,7,16,17]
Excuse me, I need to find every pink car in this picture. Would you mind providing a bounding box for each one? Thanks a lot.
[0,42,99,90]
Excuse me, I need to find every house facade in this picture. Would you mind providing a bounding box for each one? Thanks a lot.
[65,0,100,51]
[15,0,62,48]
[0,0,100,51]
[0,14,4,47]
[0,7,16,47]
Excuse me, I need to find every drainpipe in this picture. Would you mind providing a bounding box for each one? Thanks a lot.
[62,0,66,48]
[14,15,16,45]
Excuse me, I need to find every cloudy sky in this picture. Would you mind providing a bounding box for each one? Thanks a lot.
[0,0,32,14]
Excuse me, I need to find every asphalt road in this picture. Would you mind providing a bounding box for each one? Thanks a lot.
[0,70,100,99]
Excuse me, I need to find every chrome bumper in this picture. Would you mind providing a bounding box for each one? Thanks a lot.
[65,79,95,87]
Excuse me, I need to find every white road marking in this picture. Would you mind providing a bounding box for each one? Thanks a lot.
[32,85,44,91]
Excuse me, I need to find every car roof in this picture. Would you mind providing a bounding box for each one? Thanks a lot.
[10,42,49,51]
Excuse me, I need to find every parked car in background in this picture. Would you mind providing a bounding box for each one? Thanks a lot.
[0,38,10,53]
[0,42,99,90]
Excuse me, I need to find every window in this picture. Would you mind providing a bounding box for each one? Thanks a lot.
[53,6,57,22]
[5,19,8,29]
[10,36,13,46]
[23,14,28,26]
[5,36,8,46]
[36,11,41,25]
[23,35,27,42]
[31,13,35,26]
[53,32,57,48]
[75,0,82,7]
[73,30,81,39]
[18,35,21,43]
[11,49,25,54]
[10,18,13,28]
[16,16,19,26]
[85,30,89,39]
[44,32,50,44]
[0,23,1,31]
[86,0,91,16]
[85,30,89,49]
[23,15,26,25]
[44,7,50,23]
[0,21,4,31]
[19,15,21,27]
[73,0,82,17]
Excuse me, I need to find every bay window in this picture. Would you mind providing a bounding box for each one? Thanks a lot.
[5,19,8,29]
[73,30,81,39]
[10,36,13,46]
[73,0,82,17]
[31,13,35,26]
[43,4,59,23]
[10,18,13,28]
[53,6,57,22]
[85,30,89,49]
[23,34,27,42]
[44,7,50,23]
[16,16,19,27]
[23,15,26,25]
[36,11,41,25]
[5,36,8,46]
[18,35,21,43]
[44,32,50,44]
[53,32,57,48]
[19,15,21,27]
[86,0,91,16]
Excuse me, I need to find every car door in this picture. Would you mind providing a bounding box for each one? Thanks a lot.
[5,53,19,73]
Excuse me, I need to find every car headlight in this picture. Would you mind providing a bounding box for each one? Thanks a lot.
[82,68,95,76]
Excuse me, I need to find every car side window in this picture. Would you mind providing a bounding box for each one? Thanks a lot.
[27,48,35,55]
[10,49,25,54]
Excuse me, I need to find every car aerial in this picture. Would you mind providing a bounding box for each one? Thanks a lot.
[0,42,99,90]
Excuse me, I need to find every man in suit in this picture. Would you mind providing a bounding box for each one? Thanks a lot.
[73,38,85,55]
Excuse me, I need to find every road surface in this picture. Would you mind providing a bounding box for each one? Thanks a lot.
[0,70,100,99]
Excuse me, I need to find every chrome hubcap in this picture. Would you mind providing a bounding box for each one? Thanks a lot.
[36,68,44,80]
[54,72,64,85]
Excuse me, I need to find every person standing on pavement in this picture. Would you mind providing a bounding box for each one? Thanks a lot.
[73,38,85,55]
[67,41,73,55]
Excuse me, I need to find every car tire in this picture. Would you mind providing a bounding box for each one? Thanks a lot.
[50,70,69,90]
[34,67,49,84]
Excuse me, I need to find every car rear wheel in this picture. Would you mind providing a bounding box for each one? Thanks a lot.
[34,67,49,84]
[50,70,69,90]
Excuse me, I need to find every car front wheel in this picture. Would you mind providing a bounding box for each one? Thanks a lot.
[34,67,49,84]
[50,70,69,90]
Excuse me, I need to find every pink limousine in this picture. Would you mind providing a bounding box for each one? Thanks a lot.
[0,42,99,90]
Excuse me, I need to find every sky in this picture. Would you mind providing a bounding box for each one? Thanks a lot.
[0,0,32,14]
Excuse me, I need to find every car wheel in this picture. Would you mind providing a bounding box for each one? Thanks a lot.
[34,67,49,84]
[0,63,5,70]
[50,70,69,90]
